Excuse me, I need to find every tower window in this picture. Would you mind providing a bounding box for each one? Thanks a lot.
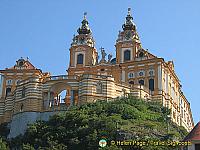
[149,79,154,91]
[6,88,11,97]
[96,81,103,94]
[139,52,144,57]
[22,87,26,98]
[124,50,131,61]
[77,54,84,64]
[138,79,144,85]
[19,61,24,67]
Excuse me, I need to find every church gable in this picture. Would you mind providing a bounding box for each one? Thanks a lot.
[13,58,37,70]
[4,57,38,71]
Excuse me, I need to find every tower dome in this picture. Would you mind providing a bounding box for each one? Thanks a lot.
[77,12,91,35]
[122,8,136,31]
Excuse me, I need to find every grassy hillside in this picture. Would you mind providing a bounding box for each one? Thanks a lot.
[9,96,188,150]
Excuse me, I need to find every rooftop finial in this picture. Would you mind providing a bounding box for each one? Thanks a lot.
[122,8,136,31]
[77,12,91,34]
[128,8,131,15]
[84,12,87,20]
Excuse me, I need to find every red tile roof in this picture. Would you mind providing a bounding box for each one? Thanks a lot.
[184,122,200,141]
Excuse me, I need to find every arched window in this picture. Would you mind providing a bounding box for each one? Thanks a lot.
[16,80,21,85]
[139,52,144,58]
[6,79,12,85]
[19,61,24,67]
[77,54,84,64]
[124,50,131,61]
[139,71,144,77]
[138,79,144,85]
[129,80,134,85]
[6,88,11,97]
[22,87,26,98]
[96,81,103,94]
[149,79,154,91]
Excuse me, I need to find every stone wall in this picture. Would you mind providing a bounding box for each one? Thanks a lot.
[8,111,59,138]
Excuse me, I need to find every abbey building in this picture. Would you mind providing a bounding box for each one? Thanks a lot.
[0,9,194,136]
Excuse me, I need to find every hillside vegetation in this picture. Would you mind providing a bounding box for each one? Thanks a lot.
[9,96,187,150]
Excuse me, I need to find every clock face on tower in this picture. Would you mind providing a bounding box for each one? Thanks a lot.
[79,37,85,44]
[125,31,131,40]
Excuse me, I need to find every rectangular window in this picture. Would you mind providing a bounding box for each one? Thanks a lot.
[149,79,154,91]
[124,50,131,62]
[77,54,84,64]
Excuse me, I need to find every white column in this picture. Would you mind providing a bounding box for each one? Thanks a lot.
[157,65,162,92]
[47,91,50,107]
[122,70,125,82]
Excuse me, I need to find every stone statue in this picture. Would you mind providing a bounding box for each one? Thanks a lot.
[108,54,112,62]
[100,47,107,63]
[101,48,106,59]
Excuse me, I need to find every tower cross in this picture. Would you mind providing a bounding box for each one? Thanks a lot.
[128,8,131,15]
[84,12,87,19]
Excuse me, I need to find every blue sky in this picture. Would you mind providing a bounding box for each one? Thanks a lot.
[0,0,199,124]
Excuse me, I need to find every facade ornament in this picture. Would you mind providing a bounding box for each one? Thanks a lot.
[100,47,107,63]
[96,55,99,65]
[72,34,76,42]
[117,30,123,42]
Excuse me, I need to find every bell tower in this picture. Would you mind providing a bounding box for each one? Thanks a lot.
[68,13,98,75]
[116,8,142,64]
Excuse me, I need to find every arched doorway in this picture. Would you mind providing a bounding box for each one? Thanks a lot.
[50,82,72,108]
[59,90,68,104]
[44,82,79,110]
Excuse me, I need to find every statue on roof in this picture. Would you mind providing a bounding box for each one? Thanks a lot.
[108,54,112,63]
[100,47,107,63]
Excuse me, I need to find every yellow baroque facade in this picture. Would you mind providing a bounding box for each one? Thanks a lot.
[0,8,194,133]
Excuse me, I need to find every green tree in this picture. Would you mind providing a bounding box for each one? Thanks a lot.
[0,123,10,139]
[0,138,8,150]
[10,97,188,150]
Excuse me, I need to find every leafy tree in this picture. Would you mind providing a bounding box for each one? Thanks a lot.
[0,122,10,139]
[0,138,8,150]
[22,143,34,150]
[9,97,188,150]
